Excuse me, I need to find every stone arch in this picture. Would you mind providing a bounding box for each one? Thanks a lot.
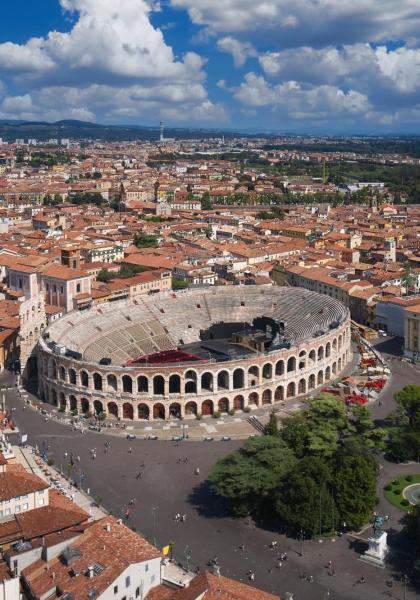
[184,370,197,394]
[69,395,77,412]
[185,401,197,416]
[309,349,316,363]
[308,373,316,390]
[287,356,296,372]
[138,403,149,419]
[202,399,214,416]
[218,397,229,413]
[93,373,103,391]
[81,398,90,414]
[107,374,118,392]
[93,400,103,416]
[248,365,259,386]
[248,392,259,406]
[169,374,181,394]
[338,335,343,350]
[274,386,284,401]
[137,375,148,393]
[287,381,296,398]
[332,362,337,375]
[332,338,338,352]
[217,370,229,390]
[326,342,331,358]
[51,388,58,406]
[298,378,306,394]
[69,368,77,385]
[338,357,342,371]
[59,392,66,409]
[325,366,331,381]
[80,370,89,388]
[153,403,165,420]
[318,346,324,361]
[59,366,66,380]
[233,395,244,410]
[108,402,119,419]
[262,362,273,379]
[317,370,324,385]
[201,372,213,392]
[169,403,181,418]
[153,375,165,396]
[233,368,245,389]
[122,375,133,394]
[275,360,284,376]
[262,389,272,405]
[123,402,134,420]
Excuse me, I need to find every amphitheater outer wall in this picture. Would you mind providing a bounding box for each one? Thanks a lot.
[37,320,351,421]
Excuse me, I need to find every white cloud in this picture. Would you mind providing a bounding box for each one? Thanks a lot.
[234,72,370,120]
[217,37,257,67]
[0,0,224,124]
[259,44,420,94]
[1,95,33,113]
[171,0,420,47]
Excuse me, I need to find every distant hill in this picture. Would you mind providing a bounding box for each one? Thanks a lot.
[0,119,244,142]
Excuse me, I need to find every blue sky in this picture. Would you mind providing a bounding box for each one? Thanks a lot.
[0,0,419,133]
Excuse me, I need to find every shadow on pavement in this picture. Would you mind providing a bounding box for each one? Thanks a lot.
[188,480,230,519]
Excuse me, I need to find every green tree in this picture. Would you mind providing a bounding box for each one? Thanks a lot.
[209,436,296,517]
[96,268,114,283]
[276,456,335,537]
[133,232,159,248]
[401,262,417,294]
[332,451,378,530]
[395,385,420,430]
[264,411,279,436]
[172,278,188,290]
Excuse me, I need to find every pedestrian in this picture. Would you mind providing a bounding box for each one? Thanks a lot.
[277,561,282,568]
[309,575,314,583]
[360,575,365,584]
[195,467,200,475]
[135,472,142,480]
[249,572,255,581]
[128,447,132,454]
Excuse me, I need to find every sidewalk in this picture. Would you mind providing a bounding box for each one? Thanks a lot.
[13,443,107,520]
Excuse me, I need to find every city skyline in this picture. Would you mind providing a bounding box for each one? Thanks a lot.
[0,0,420,133]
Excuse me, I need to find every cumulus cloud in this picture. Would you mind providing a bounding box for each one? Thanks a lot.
[171,0,420,47]
[0,0,225,123]
[234,72,370,121]
[216,37,257,67]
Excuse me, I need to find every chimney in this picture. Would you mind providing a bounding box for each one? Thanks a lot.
[105,523,111,532]
[88,566,94,579]
[52,572,56,581]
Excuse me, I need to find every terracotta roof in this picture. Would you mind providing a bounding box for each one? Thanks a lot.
[23,517,161,599]
[168,571,281,600]
[0,464,48,501]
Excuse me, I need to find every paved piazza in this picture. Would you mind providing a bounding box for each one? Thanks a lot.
[5,337,420,600]
[37,286,351,421]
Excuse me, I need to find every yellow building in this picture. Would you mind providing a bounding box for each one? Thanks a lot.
[404,303,420,361]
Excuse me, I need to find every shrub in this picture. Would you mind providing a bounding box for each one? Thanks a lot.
[401,499,409,507]
[405,475,413,482]
[228,409,236,416]
[243,406,251,413]
[392,479,398,485]
[213,411,221,419]
[394,488,402,495]
[384,484,392,491]
[71,409,78,416]
[195,413,202,420]
[47,458,55,466]
[58,406,65,413]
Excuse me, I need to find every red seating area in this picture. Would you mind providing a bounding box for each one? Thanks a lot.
[126,349,204,365]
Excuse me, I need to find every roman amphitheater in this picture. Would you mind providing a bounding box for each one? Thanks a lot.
[37,286,352,421]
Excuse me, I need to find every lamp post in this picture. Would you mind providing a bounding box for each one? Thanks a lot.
[184,545,192,573]
[403,574,409,600]
[299,529,304,557]
[152,506,158,547]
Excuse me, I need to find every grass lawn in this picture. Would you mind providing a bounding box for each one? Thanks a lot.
[383,473,420,512]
